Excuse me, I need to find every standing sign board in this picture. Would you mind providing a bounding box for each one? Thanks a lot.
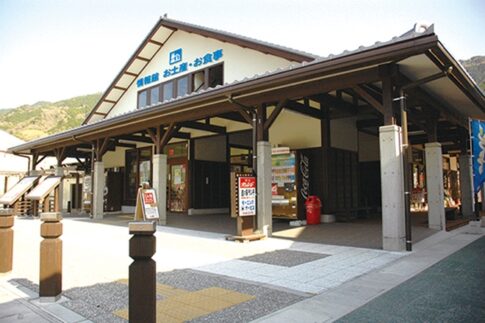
[134,188,159,221]
[231,173,257,217]
[238,176,256,216]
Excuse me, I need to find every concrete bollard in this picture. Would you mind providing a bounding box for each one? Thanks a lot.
[0,208,14,273]
[129,221,156,323]
[39,212,63,301]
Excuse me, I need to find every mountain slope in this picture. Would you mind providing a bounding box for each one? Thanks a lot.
[460,55,485,90]
[0,93,102,141]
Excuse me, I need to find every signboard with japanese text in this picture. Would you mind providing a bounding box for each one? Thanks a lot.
[134,188,160,221]
[238,176,256,216]
[136,48,224,88]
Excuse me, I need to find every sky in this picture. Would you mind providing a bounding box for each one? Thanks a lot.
[0,0,484,110]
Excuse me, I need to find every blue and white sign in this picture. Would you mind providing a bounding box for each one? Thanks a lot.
[136,48,224,88]
[163,49,223,78]
[471,119,485,193]
[169,48,182,65]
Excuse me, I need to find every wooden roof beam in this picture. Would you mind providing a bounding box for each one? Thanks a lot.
[351,85,384,115]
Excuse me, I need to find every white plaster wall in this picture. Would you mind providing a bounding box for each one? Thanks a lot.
[269,109,321,149]
[107,30,296,118]
[358,132,380,161]
[103,148,127,169]
[330,117,358,152]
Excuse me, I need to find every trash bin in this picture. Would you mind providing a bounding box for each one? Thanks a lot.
[305,196,321,225]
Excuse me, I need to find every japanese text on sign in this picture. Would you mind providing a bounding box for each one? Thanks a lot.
[136,48,223,88]
[163,49,223,78]
[238,177,256,216]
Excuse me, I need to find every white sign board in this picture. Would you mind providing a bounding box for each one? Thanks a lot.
[0,176,39,205]
[134,188,159,221]
[26,176,62,201]
[238,176,256,216]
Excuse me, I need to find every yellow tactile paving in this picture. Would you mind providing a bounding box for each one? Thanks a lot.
[196,287,232,297]
[112,279,255,322]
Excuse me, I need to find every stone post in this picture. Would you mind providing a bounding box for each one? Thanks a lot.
[379,125,406,251]
[92,161,105,219]
[0,208,14,273]
[152,154,167,225]
[257,141,272,237]
[458,155,474,217]
[425,143,446,230]
[39,212,62,301]
[129,222,156,323]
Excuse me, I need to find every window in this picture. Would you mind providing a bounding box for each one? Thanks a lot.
[209,64,223,88]
[163,82,174,101]
[137,63,224,109]
[138,90,147,108]
[150,86,160,105]
[177,76,189,97]
[193,71,205,92]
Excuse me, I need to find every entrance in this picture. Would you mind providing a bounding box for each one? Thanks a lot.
[168,161,188,212]
[165,142,189,212]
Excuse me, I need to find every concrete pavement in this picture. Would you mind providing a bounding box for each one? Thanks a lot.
[0,216,483,322]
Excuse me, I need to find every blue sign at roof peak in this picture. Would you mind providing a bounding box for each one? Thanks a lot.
[169,48,182,65]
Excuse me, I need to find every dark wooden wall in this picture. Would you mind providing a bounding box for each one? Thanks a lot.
[191,160,229,209]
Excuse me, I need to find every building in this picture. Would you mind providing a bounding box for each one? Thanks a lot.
[8,18,485,251]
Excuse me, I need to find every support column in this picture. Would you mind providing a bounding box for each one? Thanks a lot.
[425,143,446,230]
[0,208,14,273]
[92,161,105,219]
[257,141,272,237]
[481,183,485,212]
[458,155,474,217]
[129,222,156,323]
[379,125,406,251]
[152,154,167,225]
[55,166,64,214]
[39,212,62,301]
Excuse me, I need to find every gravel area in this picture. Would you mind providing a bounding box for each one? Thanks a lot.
[161,270,305,323]
[240,249,329,267]
[12,269,306,323]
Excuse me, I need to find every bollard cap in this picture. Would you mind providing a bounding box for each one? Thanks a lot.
[0,208,14,216]
[40,212,63,222]
[129,221,156,235]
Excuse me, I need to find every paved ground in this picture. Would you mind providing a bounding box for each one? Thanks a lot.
[336,235,485,323]
[0,215,483,322]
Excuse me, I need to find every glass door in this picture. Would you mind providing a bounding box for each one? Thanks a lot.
[169,163,187,212]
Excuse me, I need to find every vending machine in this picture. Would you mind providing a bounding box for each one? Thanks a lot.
[271,148,310,220]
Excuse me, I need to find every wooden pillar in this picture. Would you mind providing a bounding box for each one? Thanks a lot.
[380,65,396,125]
[425,108,440,143]
[3,176,8,195]
[321,103,331,214]
[256,104,268,142]
[0,208,14,273]
[39,212,63,301]
[129,222,156,323]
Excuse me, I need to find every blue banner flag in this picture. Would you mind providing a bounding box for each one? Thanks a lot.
[471,119,485,193]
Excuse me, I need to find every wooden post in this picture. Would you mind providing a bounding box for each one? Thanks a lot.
[0,208,14,273]
[129,221,156,323]
[39,212,63,301]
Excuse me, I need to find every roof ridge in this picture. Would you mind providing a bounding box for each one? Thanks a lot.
[160,17,320,61]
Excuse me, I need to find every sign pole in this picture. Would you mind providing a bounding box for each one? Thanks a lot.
[0,208,14,273]
[128,221,156,323]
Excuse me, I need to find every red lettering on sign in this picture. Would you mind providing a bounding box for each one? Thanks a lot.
[239,177,256,189]
[143,192,155,204]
